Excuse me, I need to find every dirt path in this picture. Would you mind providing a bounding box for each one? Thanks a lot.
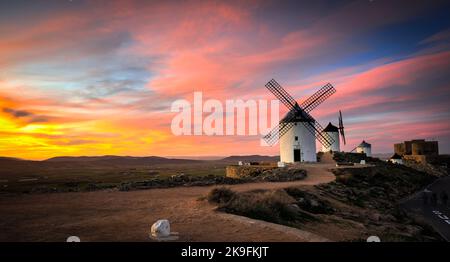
[0,163,336,242]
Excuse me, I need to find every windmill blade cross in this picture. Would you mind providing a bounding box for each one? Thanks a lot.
[341,129,347,145]
[263,111,297,146]
[300,114,335,147]
[263,121,296,146]
[265,79,300,112]
[263,109,334,147]
[300,83,336,113]
[263,78,335,147]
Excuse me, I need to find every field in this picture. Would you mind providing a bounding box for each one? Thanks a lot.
[0,156,279,194]
[1,154,447,242]
[0,159,225,194]
[0,161,333,242]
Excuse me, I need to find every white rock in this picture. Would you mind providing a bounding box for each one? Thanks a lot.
[151,219,171,237]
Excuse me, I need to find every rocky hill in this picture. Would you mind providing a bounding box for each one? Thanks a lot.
[210,158,445,241]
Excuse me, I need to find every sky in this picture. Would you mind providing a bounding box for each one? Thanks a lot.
[0,0,449,160]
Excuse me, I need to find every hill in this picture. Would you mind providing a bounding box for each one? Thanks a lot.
[220,155,279,163]
[210,157,444,241]
[44,155,200,165]
[0,157,26,162]
[0,154,281,194]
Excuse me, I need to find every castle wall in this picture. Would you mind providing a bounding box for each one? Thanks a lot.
[394,140,438,156]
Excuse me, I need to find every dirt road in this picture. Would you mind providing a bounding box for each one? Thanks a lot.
[0,164,336,242]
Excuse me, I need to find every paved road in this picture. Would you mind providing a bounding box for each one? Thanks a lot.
[401,176,450,241]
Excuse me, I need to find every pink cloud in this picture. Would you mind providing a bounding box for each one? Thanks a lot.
[1,0,449,158]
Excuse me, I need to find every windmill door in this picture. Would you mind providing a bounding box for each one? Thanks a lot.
[294,149,301,162]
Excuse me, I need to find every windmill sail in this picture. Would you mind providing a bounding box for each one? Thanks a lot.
[265,79,300,112]
[339,110,346,145]
[263,79,335,147]
[300,83,336,113]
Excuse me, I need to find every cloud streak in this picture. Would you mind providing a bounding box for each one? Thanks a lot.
[0,0,449,159]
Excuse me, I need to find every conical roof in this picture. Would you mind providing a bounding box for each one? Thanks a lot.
[358,140,371,147]
[323,122,339,132]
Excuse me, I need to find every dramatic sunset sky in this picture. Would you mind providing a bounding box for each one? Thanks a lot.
[1,0,449,160]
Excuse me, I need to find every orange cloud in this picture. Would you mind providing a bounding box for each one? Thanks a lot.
[0,0,449,159]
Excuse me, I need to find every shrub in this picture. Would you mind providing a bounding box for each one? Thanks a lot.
[207,187,235,204]
[221,190,315,223]
[285,187,335,214]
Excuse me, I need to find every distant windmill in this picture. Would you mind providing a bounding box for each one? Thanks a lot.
[263,79,336,163]
[321,110,346,153]
[350,140,372,157]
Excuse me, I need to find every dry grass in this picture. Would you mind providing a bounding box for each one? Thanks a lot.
[207,187,235,204]
[214,188,315,224]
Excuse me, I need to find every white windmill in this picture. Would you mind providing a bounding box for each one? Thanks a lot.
[356,140,372,157]
[321,110,346,152]
[263,79,336,163]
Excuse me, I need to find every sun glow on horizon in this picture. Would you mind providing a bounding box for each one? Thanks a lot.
[0,0,449,159]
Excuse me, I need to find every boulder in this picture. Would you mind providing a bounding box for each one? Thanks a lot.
[151,219,171,238]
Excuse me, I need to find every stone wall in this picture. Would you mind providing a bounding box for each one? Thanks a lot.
[403,155,437,164]
[394,140,439,156]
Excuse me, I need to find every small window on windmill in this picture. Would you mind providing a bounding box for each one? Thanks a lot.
[295,136,298,141]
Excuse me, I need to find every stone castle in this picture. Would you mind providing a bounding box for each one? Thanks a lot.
[394,139,439,164]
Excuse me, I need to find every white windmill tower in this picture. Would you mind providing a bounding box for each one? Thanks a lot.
[321,110,346,152]
[356,140,372,157]
[263,79,336,163]
[322,123,339,152]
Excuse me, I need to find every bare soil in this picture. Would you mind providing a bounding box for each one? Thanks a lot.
[0,163,335,242]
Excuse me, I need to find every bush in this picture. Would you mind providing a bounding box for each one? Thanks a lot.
[221,190,315,223]
[207,187,236,204]
[285,187,335,214]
